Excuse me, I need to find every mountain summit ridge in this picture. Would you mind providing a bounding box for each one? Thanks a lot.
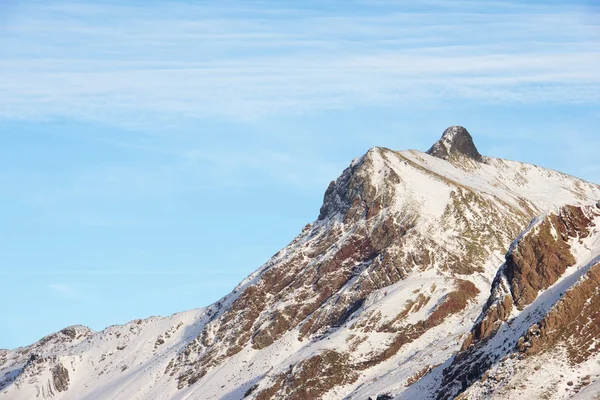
[2,127,600,400]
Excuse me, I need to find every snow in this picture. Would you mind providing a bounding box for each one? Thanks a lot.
[0,309,208,400]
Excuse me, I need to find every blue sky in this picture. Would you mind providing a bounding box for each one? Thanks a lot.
[1,0,599,349]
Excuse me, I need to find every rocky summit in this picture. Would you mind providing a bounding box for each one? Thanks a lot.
[2,127,600,400]
[426,126,484,162]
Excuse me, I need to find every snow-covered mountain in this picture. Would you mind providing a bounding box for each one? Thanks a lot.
[3,126,600,400]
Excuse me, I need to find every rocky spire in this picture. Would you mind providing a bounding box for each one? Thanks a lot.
[426,126,483,162]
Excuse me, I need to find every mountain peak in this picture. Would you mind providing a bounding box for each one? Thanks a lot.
[426,126,483,162]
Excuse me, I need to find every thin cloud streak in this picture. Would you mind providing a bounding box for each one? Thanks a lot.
[1,1,599,125]
[47,283,78,299]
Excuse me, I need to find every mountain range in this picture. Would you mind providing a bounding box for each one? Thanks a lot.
[2,126,600,400]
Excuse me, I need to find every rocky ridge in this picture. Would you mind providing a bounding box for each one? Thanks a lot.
[2,127,600,400]
[417,202,600,400]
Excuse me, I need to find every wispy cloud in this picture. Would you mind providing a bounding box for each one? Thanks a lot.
[47,283,78,299]
[1,0,599,126]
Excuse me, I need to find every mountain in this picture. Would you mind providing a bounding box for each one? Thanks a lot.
[2,126,600,400]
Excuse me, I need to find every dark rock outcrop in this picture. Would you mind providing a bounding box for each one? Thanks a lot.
[426,126,483,162]
[505,205,593,310]
[318,147,400,221]
[255,350,359,400]
[51,363,70,392]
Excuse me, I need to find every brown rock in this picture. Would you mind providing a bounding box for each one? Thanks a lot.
[51,364,70,393]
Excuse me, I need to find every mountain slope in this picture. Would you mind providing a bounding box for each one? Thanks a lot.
[404,203,600,400]
[2,127,600,400]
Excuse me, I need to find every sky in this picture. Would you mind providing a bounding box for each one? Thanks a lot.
[1,0,599,349]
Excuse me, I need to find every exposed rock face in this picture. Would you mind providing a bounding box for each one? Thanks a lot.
[461,205,597,351]
[436,203,600,399]
[318,148,399,221]
[426,126,483,162]
[460,294,513,350]
[255,351,359,400]
[505,205,593,309]
[518,262,600,362]
[51,363,70,393]
[0,350,7,368]
[255,280,479,399]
